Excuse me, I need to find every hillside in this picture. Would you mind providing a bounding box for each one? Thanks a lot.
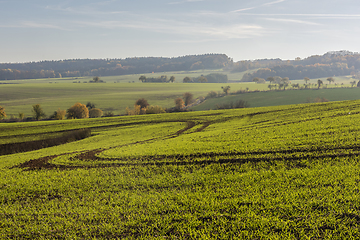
[1,100,360,238]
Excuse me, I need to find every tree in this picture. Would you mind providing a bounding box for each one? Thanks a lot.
[198,76,208,83]
[51,109,66,120]
[175,98,185,110]
[93,76,100,83]
[169,76,175,83]
[327,77,335,85]
[183,77,192,83]
[317,79,323,89]
[267,77,275,84]
[304,77,310,84]
[67,103,89,119]
[139,75,146,82]
[221,86,231,95]
[32,104,46,120]
[183,92,193,106]
[89,108,103,118]
[0,106,6,120]
[350,81,357,87]
[281,77,289,90]
[135,98,149,109]
[357,81,360,88]
[86,102,96,109]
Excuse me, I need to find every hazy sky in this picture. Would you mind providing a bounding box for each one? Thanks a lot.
[1,0,360,63]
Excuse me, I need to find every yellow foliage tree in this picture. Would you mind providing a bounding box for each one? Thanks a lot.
[0,106,6,120]
[67,103,89,119]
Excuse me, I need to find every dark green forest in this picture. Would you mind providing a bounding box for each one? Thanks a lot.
[1,51,360,81]
[0,54,231,80]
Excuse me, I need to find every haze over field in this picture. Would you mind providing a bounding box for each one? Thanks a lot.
[1,0,360,63]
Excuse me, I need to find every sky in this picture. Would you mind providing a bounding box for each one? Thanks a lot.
[1,0,360,63]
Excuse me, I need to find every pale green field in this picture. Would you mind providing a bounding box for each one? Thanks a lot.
[0,69,358,118]
[0,82,263,117]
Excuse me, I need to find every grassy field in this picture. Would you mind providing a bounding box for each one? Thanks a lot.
[2,100,360,238]
[192,87,360,110]
[0,68,358,118]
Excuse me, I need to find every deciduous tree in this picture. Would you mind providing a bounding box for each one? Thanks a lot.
[67,103,89,119]
[183,77,192,83]
[32,104,46,120]
[0,106,6,120]
[183,92,193,106]
[135,98,149,109]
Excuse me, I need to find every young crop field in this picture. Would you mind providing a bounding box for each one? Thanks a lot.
[1,100,360,238]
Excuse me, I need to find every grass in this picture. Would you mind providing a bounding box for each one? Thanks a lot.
[2,100,360,238]
[192,87,360,110]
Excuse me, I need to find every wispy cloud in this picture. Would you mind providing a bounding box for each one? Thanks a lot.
[231,0,287,13]
[262,0,286,6]
[75,19,266,40]
[169,0,204,5]
[265,18,322,26]
[45,5,125,15]
[0,21,71,31]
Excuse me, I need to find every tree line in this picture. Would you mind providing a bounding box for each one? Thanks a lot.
[0,54,231,80]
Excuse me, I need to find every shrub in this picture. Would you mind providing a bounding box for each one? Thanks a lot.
[104,111,114,117]
[175,98,185,110]
[51,109,66,120]
[206,91,217,99]
[32,104,46,120]
[146,105,166,114]
[18,112,24,120]
[135,98,149,109]
[89,108,103,118]
[0,106,6,120]
[216,100,250,109]
[67,103,89,119]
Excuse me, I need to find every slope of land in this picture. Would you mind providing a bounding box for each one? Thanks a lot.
[1,100,360,238]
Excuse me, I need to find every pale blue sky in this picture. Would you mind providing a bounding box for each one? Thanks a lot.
[1,0,360,63]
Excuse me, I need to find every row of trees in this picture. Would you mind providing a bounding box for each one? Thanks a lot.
[0,54,231,80]
[0,103,106,121]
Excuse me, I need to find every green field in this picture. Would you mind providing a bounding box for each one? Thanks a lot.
[2,100,360,238]
[0,70,358,118]
[193,87,360,110]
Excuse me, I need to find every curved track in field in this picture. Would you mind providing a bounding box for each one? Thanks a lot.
[13,119,213,170]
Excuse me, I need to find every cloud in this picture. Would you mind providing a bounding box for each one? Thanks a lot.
[231,0,286,13]
[169,0,204,5]
[0,21,71,31]
[264,18,322,26]
[76,19,266,40]
[45,5,125,15]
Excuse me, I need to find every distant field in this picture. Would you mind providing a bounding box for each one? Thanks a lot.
[2,100,360,238]
[0,81,262,117]
[0,69,358,117]
[192,87,360,110]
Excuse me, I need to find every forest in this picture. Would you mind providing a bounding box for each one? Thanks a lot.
[0,54,231,80]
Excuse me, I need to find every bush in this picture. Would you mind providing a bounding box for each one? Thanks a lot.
[216,100,250,109]
[89,108,103,118]
[206,91,217,99]
[135,98,149,109]
[51,109,66,120]
[146,106,166,114]
[0,106,6,120]
[104,111,114,117]
[175,98,185,110]
[67,103,89,119]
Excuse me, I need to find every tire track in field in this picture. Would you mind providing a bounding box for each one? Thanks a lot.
[12,119,213,170]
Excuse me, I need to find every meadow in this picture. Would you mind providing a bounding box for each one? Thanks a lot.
[1,100,360,238]
[0,69,357,118]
